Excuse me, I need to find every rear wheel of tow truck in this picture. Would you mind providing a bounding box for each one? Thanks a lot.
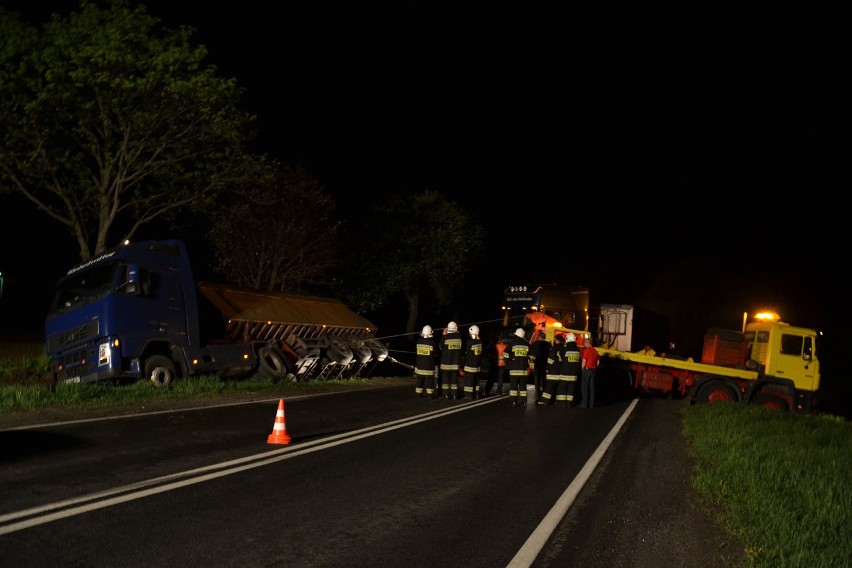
[144,355,176,388]
[256,345,293,382]
[695,380,737,404]
[752,393,789,412]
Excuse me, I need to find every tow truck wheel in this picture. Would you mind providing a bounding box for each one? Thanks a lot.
[145,355,176,388]
[752,393,789,412]
[695,380,737,404]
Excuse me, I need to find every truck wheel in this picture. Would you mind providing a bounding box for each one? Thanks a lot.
[752,393,789,411]
[256,345,292,382]
[695,380,737,404]
[144,355,176,388]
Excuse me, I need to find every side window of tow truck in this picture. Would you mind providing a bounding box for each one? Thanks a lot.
[780,333,803,357]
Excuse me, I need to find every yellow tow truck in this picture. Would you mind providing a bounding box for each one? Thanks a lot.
[596,313,820,413]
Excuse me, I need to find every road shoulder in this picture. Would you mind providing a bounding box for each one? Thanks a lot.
[533,397,743,568]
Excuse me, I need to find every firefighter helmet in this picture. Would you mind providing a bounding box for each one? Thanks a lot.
[514,327,525,339]
[469,325,480,338]
[566,332,577,342]
[447,321,458,333]
[421,325,433,338]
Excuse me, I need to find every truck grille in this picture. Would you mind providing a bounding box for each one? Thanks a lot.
[47,320,100,352]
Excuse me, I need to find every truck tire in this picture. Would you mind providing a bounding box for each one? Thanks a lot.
[695,380,737,404]
[752,393,789,412]
[256,345,293,382]
[145,355,176,388]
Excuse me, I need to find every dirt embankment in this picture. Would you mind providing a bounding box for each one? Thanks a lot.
[0,337,44,362]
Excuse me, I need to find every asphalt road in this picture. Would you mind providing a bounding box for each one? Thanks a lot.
[534,396,743,567]
[0,382,743,567]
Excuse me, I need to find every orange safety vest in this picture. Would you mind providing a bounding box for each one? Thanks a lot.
[495,341,507,367]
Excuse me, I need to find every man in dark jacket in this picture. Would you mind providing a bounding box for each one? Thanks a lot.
[528,330,550,402]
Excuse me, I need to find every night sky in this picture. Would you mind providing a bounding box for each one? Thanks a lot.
[0,2,847,360]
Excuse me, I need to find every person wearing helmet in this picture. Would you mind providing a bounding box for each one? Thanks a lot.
[539,332,566,405]
[461,324,483,399]
[414,325,439,398]
[540,331,581,407]
[438,321,464,399]
[503,327,531,406]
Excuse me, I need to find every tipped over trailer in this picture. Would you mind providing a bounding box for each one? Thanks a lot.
[195,282,390,382]
[44,239,392,387]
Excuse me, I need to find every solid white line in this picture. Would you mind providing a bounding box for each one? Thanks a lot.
[1,392,339,431]
[506,398,640,568]
[0,396,500,534]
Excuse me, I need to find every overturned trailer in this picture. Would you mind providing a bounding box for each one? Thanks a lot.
[196,282,391,381]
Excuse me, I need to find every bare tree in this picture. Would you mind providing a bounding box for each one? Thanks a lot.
[207,161,340,293]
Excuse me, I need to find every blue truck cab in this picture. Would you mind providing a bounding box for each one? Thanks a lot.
[45,240,257,386]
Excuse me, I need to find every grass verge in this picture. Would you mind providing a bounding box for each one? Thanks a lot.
[682,403,851,567]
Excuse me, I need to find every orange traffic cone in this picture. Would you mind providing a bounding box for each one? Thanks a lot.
[267,399,292,445]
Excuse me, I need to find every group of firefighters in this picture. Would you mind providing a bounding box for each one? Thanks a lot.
[413,321,599,408]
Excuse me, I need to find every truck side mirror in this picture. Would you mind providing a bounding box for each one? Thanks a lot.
[126,264,140,294]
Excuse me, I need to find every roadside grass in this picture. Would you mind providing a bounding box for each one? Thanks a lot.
[2,353,849,568]
[0,355,400,416]
[682,403,851,568]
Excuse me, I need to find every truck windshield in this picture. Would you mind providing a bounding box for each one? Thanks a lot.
[50,262,121,313]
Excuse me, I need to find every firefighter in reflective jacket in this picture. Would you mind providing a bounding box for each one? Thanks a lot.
[439,321,463,399]
[540,332,581,406]
[503,327,531,406]
[461,325,483,399]
[415,325,439,398]
[538,333,566,405]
